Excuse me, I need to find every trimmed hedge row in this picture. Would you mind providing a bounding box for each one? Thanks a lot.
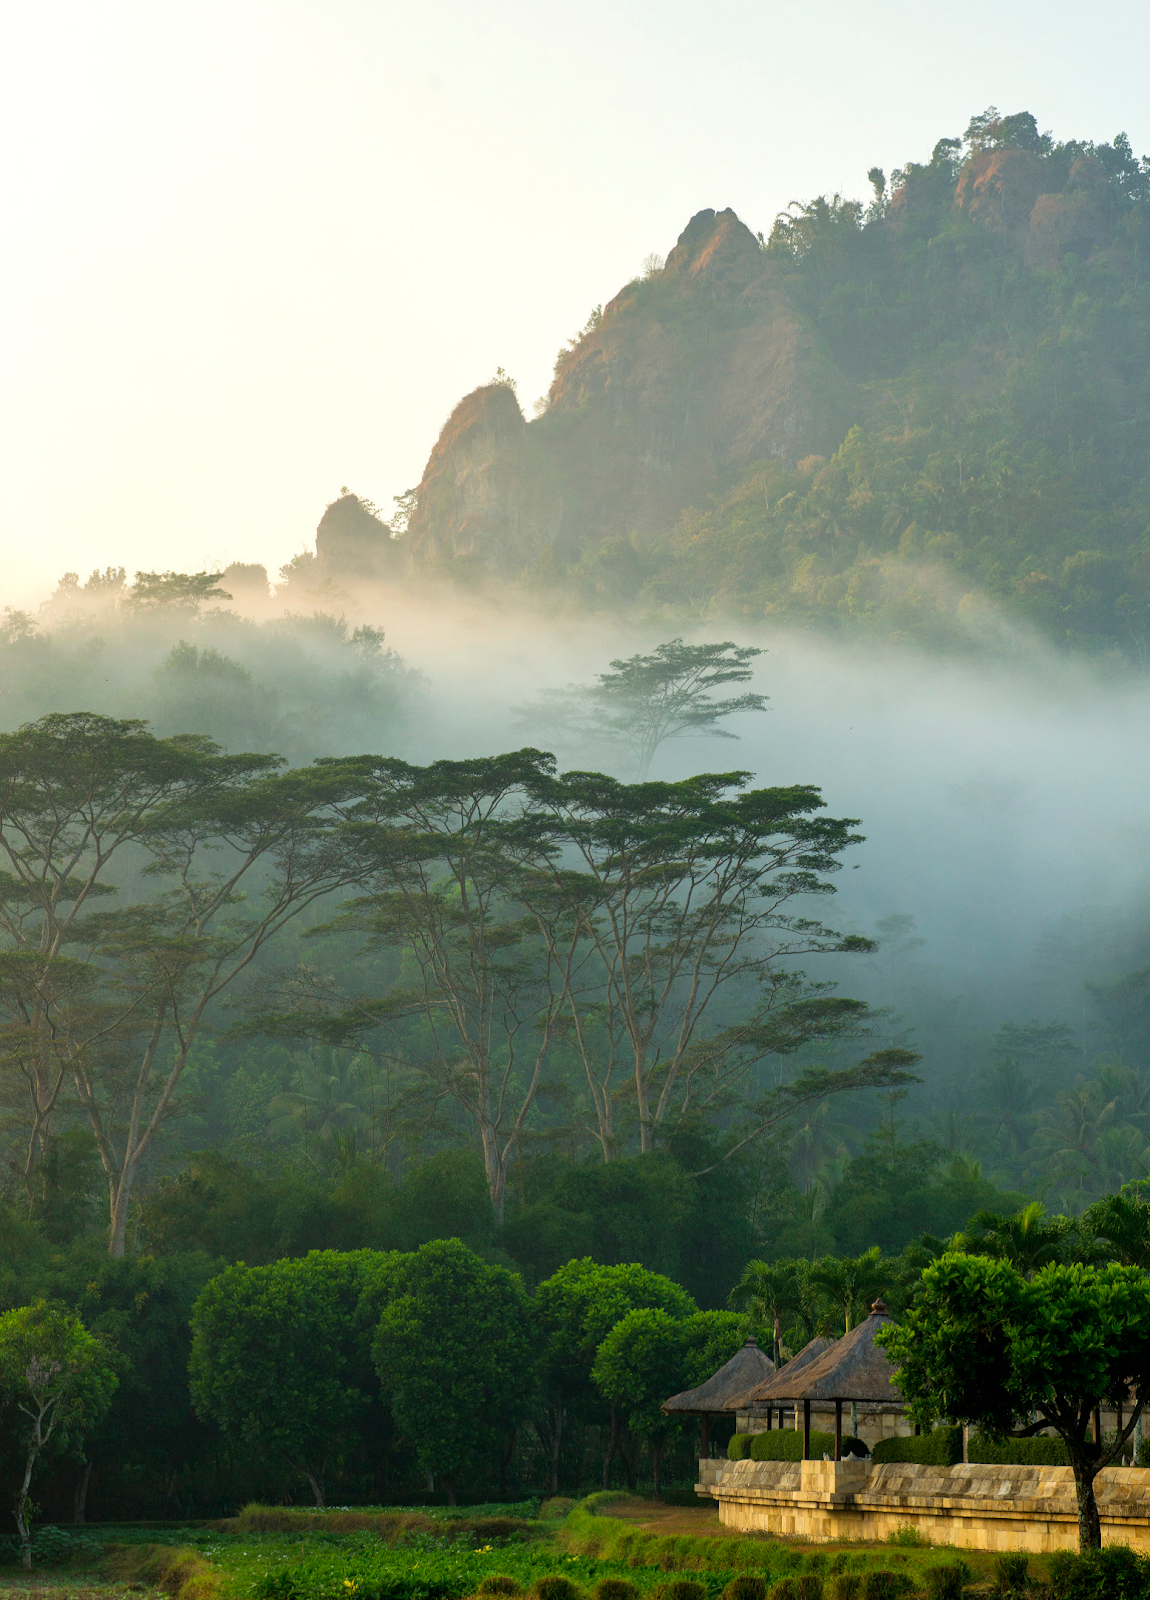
[870,1428,962,1467]
[728,1432,866,1462]
[968,1432,1069,1466]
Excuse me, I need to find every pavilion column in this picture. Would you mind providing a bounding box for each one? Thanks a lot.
[766,1407,773,1431]
[803,1399,811,1461]
[835,1399,842,1461]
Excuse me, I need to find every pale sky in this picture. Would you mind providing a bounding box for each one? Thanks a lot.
[2,0,1148,606]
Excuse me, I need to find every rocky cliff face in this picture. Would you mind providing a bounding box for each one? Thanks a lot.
[315,493,401,580]
[345,131,1149,655]
[402,207,834,575]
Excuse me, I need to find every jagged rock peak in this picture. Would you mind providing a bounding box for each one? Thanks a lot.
[315,491,399,579]
[663,206,765,289]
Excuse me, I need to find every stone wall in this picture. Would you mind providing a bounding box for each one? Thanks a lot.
[697,1457,1150,1553]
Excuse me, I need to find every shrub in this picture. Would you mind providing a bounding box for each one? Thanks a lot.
[479,1580,523,1596]
[886,1524,928,1548]
[723,1578,766,1600]
[990,1555,1028,1600]
[593,1582,639,1600]
[466,1518,530,1542]
[541,1498,576,1520]
[828,1578,861,1600]
[748,1430,836,1461]
[657,1584,705,1600]
[1047,1545,1150,1600]
[798,1577,824,1600]
[770,1581,801,1600]
[863,1575,913,1600]
[968,1433,1068,1466]
[924,1567,968,1600]
[729,1434,754,1460]
[872,1428,962,1467]
[534,1578,584,1600]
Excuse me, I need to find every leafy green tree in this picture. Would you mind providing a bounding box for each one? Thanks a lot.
[806,1245,890,1334]
[957,1201,1077,1274]
[1081,1185,1150,1268]
[519,639,768,779]
[523,764,898,1156]
[0,712,361,1253]
[0,1302,118,1567]
[272,750,572,1220]
[728,1258,805,1364]
[189,1249,383,1505]
[533,1258,696,1494]
[592,1307,688,1493]
[371,1239,534,1503]
[879,1252,1150,1549]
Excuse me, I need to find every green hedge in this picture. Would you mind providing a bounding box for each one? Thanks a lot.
[730,1430,862,1462]
[871,1428,962,1467]
[968,1433,1069,1466]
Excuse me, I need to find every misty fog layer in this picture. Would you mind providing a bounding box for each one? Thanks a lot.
[6,579,1150,1097]
[372,602,1150,1062]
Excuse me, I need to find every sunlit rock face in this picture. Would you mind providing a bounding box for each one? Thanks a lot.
[315,493,402,580]
[404,383,559,570]
[402,207,831,580]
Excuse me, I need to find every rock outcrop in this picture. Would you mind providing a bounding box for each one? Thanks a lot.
[315,493,401,580]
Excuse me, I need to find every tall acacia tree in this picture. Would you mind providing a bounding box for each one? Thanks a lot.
[0,713,361,1254]
[268,751,584,1221]
[521,767,885,1155]
[880,1252,1150,1550]
[518,638,767,779]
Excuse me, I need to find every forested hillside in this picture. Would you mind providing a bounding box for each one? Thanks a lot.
[400,109,1150,658]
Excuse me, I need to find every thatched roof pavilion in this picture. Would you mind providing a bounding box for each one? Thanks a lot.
[727,1334,834,1410]
[662,1337,776,1416]
[752,1300,905,1461]
[661,1336,775,1459]
[781,1301,903,1408]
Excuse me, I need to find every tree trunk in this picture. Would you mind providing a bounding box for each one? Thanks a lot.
[443,1477,458,1507]
[16,1447,36,1570]
[652,1439,663,1497]
[548,1397,564,1495]
[108,1163,137,1258]
[73,1460,93,1524]
[603,1407,620,1489]
[303,1468,325,1508]
[1073,1464,1102,1550]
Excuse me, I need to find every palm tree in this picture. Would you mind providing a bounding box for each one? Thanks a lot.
[728,1258,805,1365]
[958,1201,1073,1275]
[1082,1187,1150,1269]
[806,1246,890,1334]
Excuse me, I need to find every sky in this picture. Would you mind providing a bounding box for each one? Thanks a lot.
[3,0,1149,605]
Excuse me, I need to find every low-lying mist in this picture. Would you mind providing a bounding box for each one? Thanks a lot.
[6,571,1150,1142]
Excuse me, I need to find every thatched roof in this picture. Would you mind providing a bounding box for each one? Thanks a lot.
[661,1337,776,1415]
[771,1300,904,1405]
[727,1334,835,1409]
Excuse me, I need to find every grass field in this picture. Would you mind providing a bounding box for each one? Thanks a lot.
[0,1493,1127,1600]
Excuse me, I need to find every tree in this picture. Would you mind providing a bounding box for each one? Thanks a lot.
[957,1201,1076,1274]
[284,750,576,1220]
[371,1239,534,1503]
[523,765,887,1156]
[0,713,362,1253]
[189,1250,382,1505]
[807,1246,892,1335]
[879,1252,1150,1549]
[1082,1185,1150,1268]
[0,1302,118,1568]
[533,1258,696,1494]
[592,1307,688,1493]
[728,1258,806,1364]
[518,639,767,779]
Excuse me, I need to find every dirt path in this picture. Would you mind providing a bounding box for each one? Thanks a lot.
[595,1498,736,1537]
